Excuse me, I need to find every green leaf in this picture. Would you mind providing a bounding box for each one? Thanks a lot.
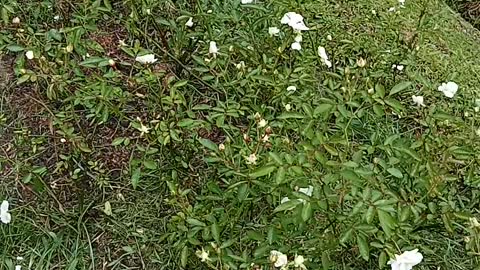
[131,168,141,189]
[78,143,92,153]
[357,235,370,261]
[269,152,283,165]
[275,167,286,184]
[6,45,25,52]
[340,228,353,244]
[220,239,235,249]
[366,206,375,224]
[387,168,403,178]
[322,251,331,270]
[273,199,302,213]
[379,251,387,269]
[186,218,206,227]
[277,112,305,119]
[211,223,220,243]
[314,104,334,117]
[389,81,412,96]
[173,80,189,88]
[198,138,218,152]
[249,165,275,178]
[377,210,395,238]
[302,202,312,221]
[143,160,157,170]
[181,246,188,268]
[111,137,124,146]
[384,98,405,112]
[375,83,385,98]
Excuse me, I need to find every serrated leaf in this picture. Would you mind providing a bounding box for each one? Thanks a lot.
[389,81,412,96]
[249,165,275,178]
[387,168,403,178]
[273,199,302,213]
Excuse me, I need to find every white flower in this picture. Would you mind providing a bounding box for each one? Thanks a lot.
[258,119,268,128]
[236,61,246,70]
[327,34,333,41]
[16,257,24,261]
[1,200,11,224]
[396,65,404,71]
[287,86,297,92]
[139,124,150,136]
[12,17,20,24]
[280,197,290,204]
[219,143,225,151]
[317,46,332,68]
[357,57,367,67]
[291,42,302,51]
[60,138,67,143]
[209,41,219,57]
[135,54,157,64]
[285,104,292,111]
[298,185,313,197]
[15,266,21,270]
[368,88,374,94]
[294,35,303,43]
[146,8,151,15]
[25,51,34,60]
[241,0,254,3]
[281,12,309,31]
[66,44,74,53]
[108,59,115,66]
[388,249,423,270]
[269,27,280,36]
[270,250,288,268]
[54,15,60,20]
[475,106,480,113]
[389,7,396,12]
[399,0,405,6]
[294,255,306,269]
[245,153,257,165]
[469,217,480,228]
[438,82,458,98]
[262,134,270,142]
[185,17,194,27]
[372,10,377,15]
[207,10,213,13]
[196,248,210,262]
[412,95,425,107]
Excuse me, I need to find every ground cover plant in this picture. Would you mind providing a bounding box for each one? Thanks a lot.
[1,0,480,269]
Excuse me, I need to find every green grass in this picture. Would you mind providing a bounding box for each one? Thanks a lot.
[1,0,480,269]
